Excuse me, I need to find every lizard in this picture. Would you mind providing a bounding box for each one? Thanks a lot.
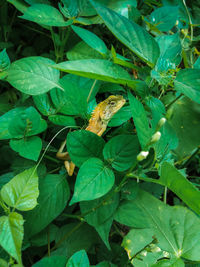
[56,95,126,176]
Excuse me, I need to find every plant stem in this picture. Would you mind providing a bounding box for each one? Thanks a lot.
[163,186,167,204]
[49,221,84,253]
[165,93,183,110]
[182,147,200,168]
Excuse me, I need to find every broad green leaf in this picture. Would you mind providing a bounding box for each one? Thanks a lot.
[194,56,200,69]
[6,57,61,95]
[32,256,67,267]
[90,1,160,66]
[80,191,119,226]
[0,259,8,267]
[149,6,179,32]
[20,4,73,26]
[152,258,185,267]
[128,91,152,149]
[52,59,140,88]
[30,224,58,247]
[7,0,28,13]
[24,174,70,237]
[168,97,200,158]
[174,69,200,104]
[67,41,105,60]
[1,167,39,211]
[94,217,113,249]
[114,199,149,228]
[0,212,24,264]
[121,189,200,261]
[66,250,90,267]
[122,228,154,257]
[50,74,99,117]
[10,136,42,161]
[70,158,115,204]
[0,107,25,140]
[160,162,200,215]
[33,93,56,116]
[103,135,140,171]
[71,25,107,55]
[80,191,119,249]
[0,49,10,71]
[67,130,105,167]
[108,106,132,127]
[155,34,182,69]
[8,107,47,138]
[53,223,98,258]
[48,115,76,126]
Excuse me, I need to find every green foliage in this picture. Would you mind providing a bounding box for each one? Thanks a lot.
[1,0,200,266]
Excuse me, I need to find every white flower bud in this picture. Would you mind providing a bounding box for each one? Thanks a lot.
[150,131,161,144]
[157,117,166,128]
[137,151,149,161]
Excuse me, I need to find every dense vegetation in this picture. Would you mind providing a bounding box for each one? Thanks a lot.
[0,0,200,266]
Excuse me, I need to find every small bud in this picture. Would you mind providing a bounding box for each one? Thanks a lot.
[157,117,166,129]
[137,151,149,161]
[150,131,161,144]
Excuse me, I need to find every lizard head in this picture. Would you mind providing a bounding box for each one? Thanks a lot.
[100,95,126,123]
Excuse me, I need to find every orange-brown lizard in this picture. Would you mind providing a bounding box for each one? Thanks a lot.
[56,95,126,176]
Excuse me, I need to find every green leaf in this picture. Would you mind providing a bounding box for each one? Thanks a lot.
[0,107,25,140]
[30,224,58,247]
[160,162,200,215]
[149,6,179,32]
[8,107,47,138]
[54,223,98,258]
[66,250,90,267]
[32,256,67,267]
[0,212,24,264]
[24,174,70,237]
[168,97,200,158]
[114,199,149,228]
[67,41,105,60]
[0,259,8,267]
[50,74,99,117]
[20,4,73,26]
[122,228,154,256]
[80,191,119,226]
[128,91,152,149]
[33,93,56,116]
[152,258,185,267]
[174,69,200,104]
[108,105,132,127]
[70,158,115,204]
[10,136,42,161]
[1,167,39,211]
[71,25,107,55]
[90,1,160,66]
[6,57,61,95]
[121,189,200,261]
[103,134,140,171]
[67,130,105,167]
[48,115,76,126]
[0,49,10,71]
[80,191,119,249]
[52,59,140,88]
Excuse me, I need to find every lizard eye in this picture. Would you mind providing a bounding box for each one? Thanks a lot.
[110,101,116,106]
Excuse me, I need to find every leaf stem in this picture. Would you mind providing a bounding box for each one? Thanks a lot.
[163,186,167,204]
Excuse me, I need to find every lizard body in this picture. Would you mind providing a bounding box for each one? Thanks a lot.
[56,95,126,175]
